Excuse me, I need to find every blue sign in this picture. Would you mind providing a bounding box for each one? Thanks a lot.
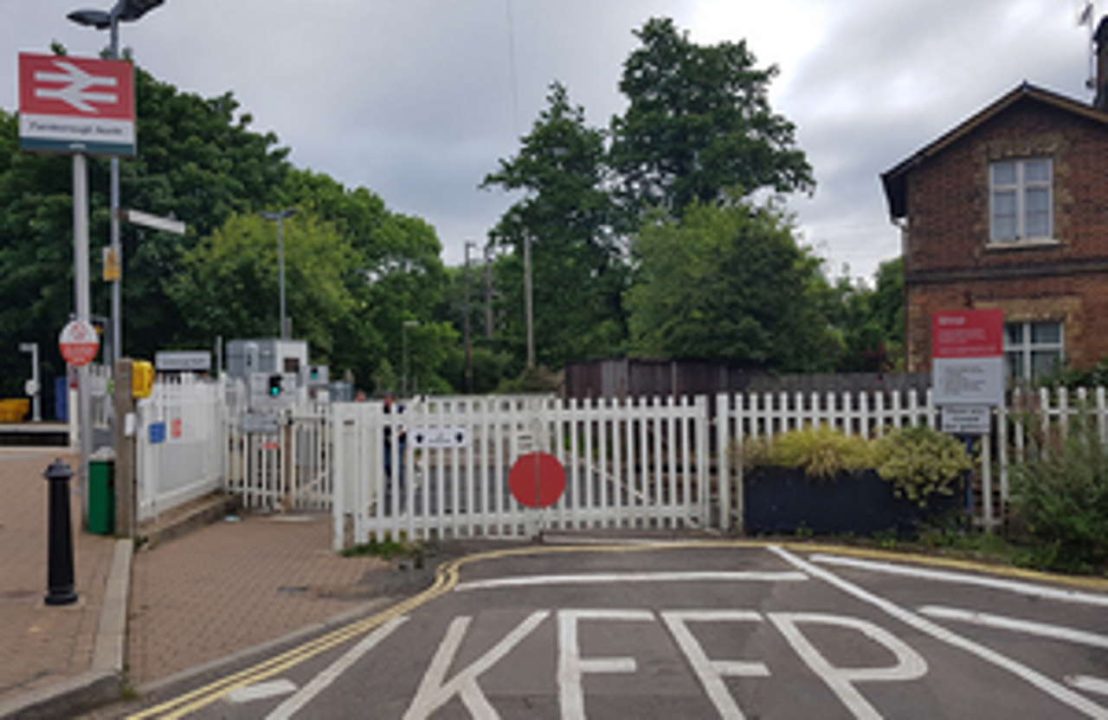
[149,421,166,444]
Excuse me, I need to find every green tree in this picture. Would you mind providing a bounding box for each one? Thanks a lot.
[625,200,834,370]
[610,18,813,219]
[482,82,626,371]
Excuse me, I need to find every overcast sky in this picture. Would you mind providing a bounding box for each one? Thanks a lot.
[2,0,1097,281]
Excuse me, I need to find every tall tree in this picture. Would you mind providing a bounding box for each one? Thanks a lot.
[625,200,835,370]
[482,82,626,371]
[610,18,813,219]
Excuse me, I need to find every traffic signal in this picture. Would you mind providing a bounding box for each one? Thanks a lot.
[267,374,283,398]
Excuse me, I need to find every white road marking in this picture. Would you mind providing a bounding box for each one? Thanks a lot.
[768,612,928,720]
[811,554,1108,608]
[918,606,1108,650]
[402,610,548,720]
[558,609,654,720]
[265,616,407,720]
[226,679,297,704]
[661,610,769,720]
[771,546,1108,719]
[1068,676,1108,697]
[454,570,808,592]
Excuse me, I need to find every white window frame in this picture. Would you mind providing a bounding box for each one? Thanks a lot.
[989,158,1053,243]
[1004,320,1064,382]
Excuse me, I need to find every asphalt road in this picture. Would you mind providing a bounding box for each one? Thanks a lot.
[113,542,1108,719]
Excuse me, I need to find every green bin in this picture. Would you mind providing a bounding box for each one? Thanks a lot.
[88,456,115,535]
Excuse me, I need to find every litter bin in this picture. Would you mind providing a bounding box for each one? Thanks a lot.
[88,449,115,535]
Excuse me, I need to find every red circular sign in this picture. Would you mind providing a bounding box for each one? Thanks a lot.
[509,452,567,508]
[58,319,100,367]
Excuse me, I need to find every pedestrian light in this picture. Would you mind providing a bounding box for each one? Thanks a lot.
[267,374,283,398]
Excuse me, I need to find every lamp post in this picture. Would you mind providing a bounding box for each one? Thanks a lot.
[261,209,297,339]
[402,320,418,397]
[68,0,165,366]
[464,241,476,393]
[18,343,41,422]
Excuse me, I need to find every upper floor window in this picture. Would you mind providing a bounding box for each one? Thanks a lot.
[990,158,1052,242]
[1005,320,1063,382]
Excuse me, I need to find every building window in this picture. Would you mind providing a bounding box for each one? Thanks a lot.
[990,158,1052,242]
[1005,321,1063,382]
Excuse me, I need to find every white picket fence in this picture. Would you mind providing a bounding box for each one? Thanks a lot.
[136,376,227,522]
[332,395,710,548]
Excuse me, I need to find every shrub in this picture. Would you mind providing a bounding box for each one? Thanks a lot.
[874,426,972,508]
[739,425,875,479]
[1009,416,1108,573]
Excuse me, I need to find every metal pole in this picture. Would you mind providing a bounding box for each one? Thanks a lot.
[464,241,474,393]
[523,234,535,369]
[402,324,409,397]
[484,243,494,339]
[278,216,287,339]
[74,153,92,517]
[31,344,40,422]
[109,18,122,365]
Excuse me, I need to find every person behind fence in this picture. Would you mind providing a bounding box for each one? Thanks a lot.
[382,394,407,511]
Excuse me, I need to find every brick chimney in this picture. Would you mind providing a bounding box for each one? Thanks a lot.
[1097,16,1108,111]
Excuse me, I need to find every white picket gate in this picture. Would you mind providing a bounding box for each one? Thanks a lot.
[225,405,332,512]
[332,395,711,549]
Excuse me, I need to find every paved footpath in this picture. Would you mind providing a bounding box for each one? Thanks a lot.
[127,513,390,687]
[118,542,1108,719]
[0,449,116,704]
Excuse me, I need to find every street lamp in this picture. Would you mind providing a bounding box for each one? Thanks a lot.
[260,209,297,339]
[68,0,166,365]
[402,320,419,397]
[18,343,41,422]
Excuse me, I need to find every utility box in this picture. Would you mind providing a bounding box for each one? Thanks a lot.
[226,339,308,380]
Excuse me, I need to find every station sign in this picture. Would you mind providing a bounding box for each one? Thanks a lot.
[18,53,136,156]
[155,350,212,373]
[931,309,1004,407]
[58,319,100,367]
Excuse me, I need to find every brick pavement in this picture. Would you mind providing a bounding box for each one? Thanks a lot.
[127,512,389,686]
[0,449,116,702]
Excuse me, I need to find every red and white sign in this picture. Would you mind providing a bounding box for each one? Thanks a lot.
[58,319,100,367]
[931,309,1004,359]
[931,309,1005,407]
[509,452,567,509]
[18,53,136,155]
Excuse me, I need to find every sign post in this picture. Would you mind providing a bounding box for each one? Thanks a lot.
[931,309,1005,529]
[20,52,135,520]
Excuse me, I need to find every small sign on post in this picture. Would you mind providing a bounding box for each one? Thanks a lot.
[58,319,100,367]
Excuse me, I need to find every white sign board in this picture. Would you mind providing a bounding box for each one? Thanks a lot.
[941,405,992,435]
[242,412,280,434]
[932,357,1005,406]
[156,350,212,372]
[410,426,470,449]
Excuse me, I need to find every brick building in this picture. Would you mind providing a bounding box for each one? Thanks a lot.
[881,18,1108,381]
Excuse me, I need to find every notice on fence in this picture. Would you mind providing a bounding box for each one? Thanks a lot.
[931,309,1004,407]
[941,405,991,435]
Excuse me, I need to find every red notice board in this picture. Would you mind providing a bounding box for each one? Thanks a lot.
[931,309,1005,408]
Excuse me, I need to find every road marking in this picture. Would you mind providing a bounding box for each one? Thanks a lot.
[661,610,769,720]
[266,616,407,720]
[811,553,1108,607]
[225,679,297,704]
[403,610,548,720]
[767,612,928,720]
[918,606,1108,650]
[455,570,807,591]
[771,546,1108,719]
[558,609,655,720]
[1069,676,1108,697]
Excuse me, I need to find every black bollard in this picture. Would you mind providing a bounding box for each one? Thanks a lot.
[44,459,78,606]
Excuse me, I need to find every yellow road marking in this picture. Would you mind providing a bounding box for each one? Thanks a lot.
[129,539,1108,718]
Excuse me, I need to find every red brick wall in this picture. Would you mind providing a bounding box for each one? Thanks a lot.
[903,99,1108,370]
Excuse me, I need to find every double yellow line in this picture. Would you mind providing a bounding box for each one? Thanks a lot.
[127,539,1108,718]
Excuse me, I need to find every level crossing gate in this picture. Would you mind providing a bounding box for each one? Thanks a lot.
[331,395,711,548]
